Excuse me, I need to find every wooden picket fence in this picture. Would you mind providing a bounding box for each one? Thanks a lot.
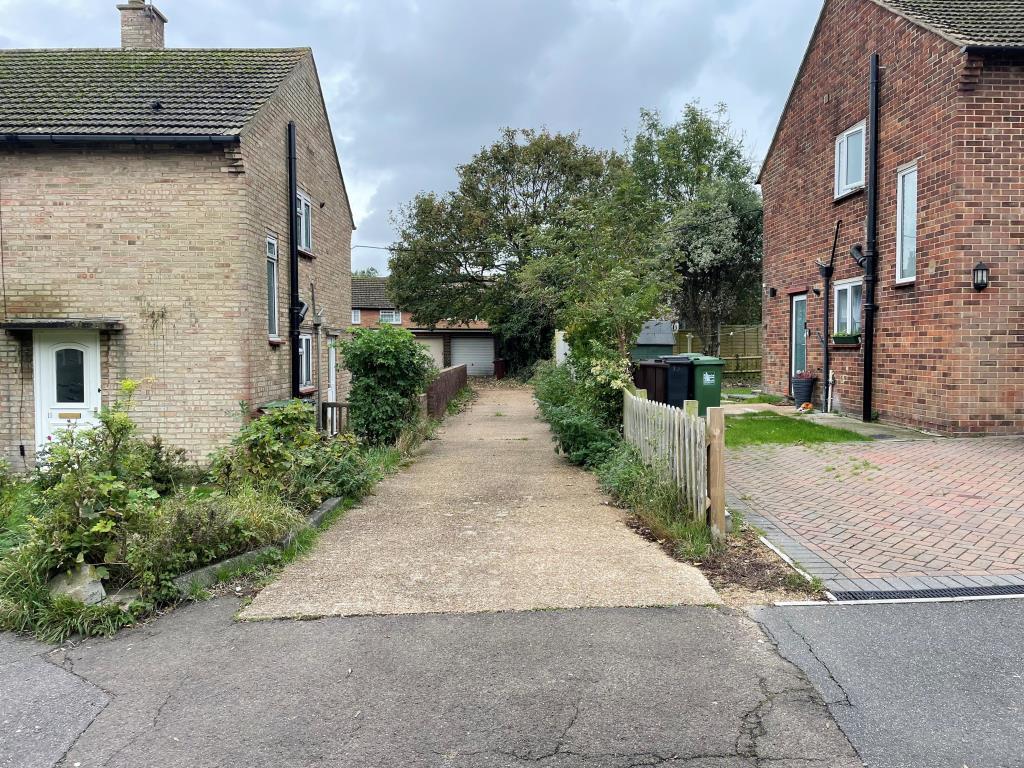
[622,389,726,536]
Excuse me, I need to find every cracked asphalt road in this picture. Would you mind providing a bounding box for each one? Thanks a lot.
[755,600,1024,768]
[5,599,859,767]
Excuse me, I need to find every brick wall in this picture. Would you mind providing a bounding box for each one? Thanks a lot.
[350,308,407,327]
[760,0,1023,434]
[238,53,354,412]
[0,143,248,467]
[948,54,1024,432]
[0,54,355,467]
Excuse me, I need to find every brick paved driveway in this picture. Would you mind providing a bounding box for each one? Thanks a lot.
[727,436,1024,595]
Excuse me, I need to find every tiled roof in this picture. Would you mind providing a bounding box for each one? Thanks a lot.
[351,277,393,309]
[0,48,309,136]
[872,0,1024,48]
[415,319,492,331]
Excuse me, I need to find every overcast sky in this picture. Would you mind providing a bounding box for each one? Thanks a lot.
[0,0,818,273]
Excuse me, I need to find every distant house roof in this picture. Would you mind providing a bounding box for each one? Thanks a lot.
[636,319,676,346]
[351,277,393,309]
[871,0,1024,49]
[351,276,491,330]
[0,48,309,137]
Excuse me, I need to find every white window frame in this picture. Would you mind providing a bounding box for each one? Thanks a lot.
[299,333,313,388]
[266,236,280,339]
[297,191,313,253]
[351,309,361,325]
[834,121,866,199]
[833,277,863,335]
[896,162,918,284]
[379,309,401,325]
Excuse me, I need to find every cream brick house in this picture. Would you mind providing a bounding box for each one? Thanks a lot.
[0,1,354,467]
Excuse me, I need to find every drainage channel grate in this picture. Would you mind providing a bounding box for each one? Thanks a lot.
[832,584,1024,601]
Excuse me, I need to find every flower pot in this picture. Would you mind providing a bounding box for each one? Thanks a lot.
[791,377,816,405]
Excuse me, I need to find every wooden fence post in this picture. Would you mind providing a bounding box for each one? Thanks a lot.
[683,399,698,418]
[706,406,726,540]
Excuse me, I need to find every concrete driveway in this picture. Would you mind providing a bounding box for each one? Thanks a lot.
[727,434,1024,596]
[243,385,718,620]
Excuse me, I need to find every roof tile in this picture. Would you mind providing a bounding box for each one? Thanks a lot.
[0,48,309,136]
[873,0,1024,48]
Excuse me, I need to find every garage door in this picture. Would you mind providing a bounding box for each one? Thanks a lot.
[417,336,444,369]
[451,337,495,376]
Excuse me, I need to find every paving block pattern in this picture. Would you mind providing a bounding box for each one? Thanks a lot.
[727,437,1024,592]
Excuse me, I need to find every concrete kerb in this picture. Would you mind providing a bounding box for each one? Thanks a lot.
[172,496,342,595]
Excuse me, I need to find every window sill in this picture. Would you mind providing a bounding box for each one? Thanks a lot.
[268,337,285,347]
[298,248,315,260]
[894,278,916,288]
[833,186,864,203]
[299,386,316,395]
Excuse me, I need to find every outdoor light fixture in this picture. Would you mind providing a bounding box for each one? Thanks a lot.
[972,261,990,291]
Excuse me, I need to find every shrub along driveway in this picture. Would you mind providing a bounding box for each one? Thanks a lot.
[242,385,718,619]
[727,434,1024,595]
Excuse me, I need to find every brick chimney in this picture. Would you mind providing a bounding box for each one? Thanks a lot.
[117,1,167,49]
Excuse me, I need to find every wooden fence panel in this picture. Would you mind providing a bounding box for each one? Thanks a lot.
[623,390,711,524]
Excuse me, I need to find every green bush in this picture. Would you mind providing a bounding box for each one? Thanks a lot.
[0,480,35,555]
[211,400,379,512]
[595,444,714,560]
[337,325,435,445]
[539,402,620,468]
[532,360,576,408]
[126,487,304,600]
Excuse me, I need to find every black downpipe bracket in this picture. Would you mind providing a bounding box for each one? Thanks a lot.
[862,53,880,422]
[287,122,302,398]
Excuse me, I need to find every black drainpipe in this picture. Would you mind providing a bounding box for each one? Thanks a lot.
[817,220,841,412]
[862,53,880,422]
[287,122,302,397]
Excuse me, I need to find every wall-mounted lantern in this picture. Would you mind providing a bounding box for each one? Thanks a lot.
[972,262,990,291]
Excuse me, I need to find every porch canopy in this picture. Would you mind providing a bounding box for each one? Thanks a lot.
[1,318,125,332]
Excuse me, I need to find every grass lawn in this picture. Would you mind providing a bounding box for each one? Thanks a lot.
[725,411,870,448]
[723,386,754,395]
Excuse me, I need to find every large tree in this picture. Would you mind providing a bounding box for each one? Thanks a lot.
[630,105,762,354]
[388,128,605,372]
[522,155,667,360]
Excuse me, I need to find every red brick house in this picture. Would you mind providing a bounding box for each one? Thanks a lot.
[0,1,354,465]
[350,277,496,375]
[759,0,1023,434]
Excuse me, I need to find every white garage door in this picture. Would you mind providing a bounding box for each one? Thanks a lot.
[451,336,495,376]
[417,336,444,369]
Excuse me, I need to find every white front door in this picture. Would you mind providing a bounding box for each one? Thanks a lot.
[327,343,337,402]
[33,331,102,450]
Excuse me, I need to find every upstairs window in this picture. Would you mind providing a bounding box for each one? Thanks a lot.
[297,191,313,252]
[379,309,401,325]
[834,278,863,335]
[896,163,918,283]
[266,236,279,338]
[835,121,865,198]
[299,333,313,388]
[351,309,361,325]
